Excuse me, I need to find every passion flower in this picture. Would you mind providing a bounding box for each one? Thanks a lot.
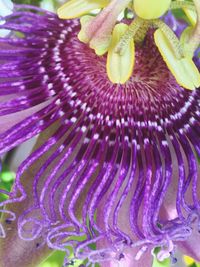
[0,3,199,267]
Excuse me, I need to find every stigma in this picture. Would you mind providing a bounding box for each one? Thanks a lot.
[57,0,200,90]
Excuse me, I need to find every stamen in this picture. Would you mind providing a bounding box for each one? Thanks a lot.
[115,17,144,55]
[78,15,94,44]
[180,26,194,57]
[187,0,200,55]
[184,9,197,27]
[154,28,200,90]
[152,19,183,59]
[107,23,135,84]
[78,0,132,55]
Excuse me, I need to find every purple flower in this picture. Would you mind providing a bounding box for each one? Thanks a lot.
[0,4,200,267]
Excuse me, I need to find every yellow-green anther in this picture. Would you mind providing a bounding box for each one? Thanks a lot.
[107,23,135,84]
[152,19,183,59]
[57,0,109,19]
[184,9,197,26]
[78,13,111,55]
[181,58,200,88]
[180,26,194,57]
[78,0,131,55]
[115,17,144,55]
[78,15,94,43]
[154,29,200,90]
[187,0,200,55]
[133,0,171,19]
[78,14,111,55]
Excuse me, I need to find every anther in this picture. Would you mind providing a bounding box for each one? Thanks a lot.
[187,0,200,55]
[152,19,183,59]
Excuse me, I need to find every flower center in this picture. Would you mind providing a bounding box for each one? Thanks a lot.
[58,0,200,90]
[60,25,195,126]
